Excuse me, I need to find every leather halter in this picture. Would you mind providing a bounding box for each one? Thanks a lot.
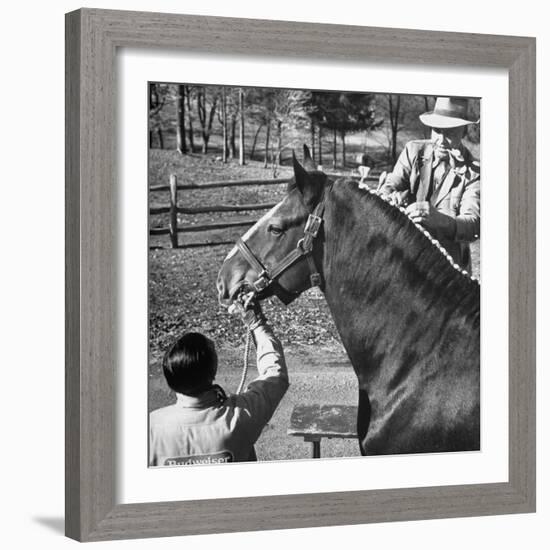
[235,195,326,298]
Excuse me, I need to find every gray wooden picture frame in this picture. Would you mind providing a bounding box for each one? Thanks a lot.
[65,8,536,542]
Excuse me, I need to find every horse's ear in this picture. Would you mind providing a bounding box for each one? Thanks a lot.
[292,150,322,210]
[302,144,317,171]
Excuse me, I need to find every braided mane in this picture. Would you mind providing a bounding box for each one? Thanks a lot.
[353,181,479,284]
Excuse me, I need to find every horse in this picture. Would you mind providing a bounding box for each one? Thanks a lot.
[217,146,480,455]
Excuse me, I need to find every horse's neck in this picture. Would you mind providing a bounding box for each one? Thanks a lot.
[321,187,476,382]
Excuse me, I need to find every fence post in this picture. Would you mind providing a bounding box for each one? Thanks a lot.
[169,174,178,248]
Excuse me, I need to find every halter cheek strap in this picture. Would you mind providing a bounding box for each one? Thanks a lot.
[235,238,271,292]
[235,197,326,295]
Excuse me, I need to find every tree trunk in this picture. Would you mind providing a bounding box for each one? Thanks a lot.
[332,128,337,169]
[176,84,187,154]
[310,118,316,164]
[197,87,218,155]
[157,127,164,150]
[230,114,237,159]
[318,125,323,166]
[239,88,245,165]
[423,96,431,139]
[264,122,271,168]
[221,87,227,162]
[388,94,401,163]
[276,120,283,165]
[250,124,263,160]
[271,139,277,177]
[341,130,346,168]
[197,89,206,153]
[185,87,195,153]
[207,95,218,148]
[391,128,398,162]
[149,130,154,149]
[150,84,159,109]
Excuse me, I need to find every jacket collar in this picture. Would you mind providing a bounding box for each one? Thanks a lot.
[176,385,227,409]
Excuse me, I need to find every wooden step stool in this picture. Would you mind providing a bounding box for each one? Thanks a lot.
[287,404,358,458]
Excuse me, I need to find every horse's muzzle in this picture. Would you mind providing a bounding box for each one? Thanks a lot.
[216,267,251,307]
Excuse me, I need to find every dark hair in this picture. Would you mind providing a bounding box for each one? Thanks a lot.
[162,332,218,395]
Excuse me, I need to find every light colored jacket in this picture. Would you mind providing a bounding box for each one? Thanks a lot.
[149,324,289,467]
[380,139,480,271]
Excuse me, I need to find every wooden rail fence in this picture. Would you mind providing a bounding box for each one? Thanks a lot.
[149,171,376,248]
[149,175,291,248]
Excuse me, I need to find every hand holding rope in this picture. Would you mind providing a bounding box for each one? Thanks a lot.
[228,289,265,394]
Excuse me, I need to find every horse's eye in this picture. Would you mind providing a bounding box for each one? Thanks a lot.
[268,225,284,237]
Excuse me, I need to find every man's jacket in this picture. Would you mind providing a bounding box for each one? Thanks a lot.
[379,139,480,271]
[149,324,289,467]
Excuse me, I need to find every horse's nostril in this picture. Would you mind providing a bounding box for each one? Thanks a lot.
[216,276,228,298]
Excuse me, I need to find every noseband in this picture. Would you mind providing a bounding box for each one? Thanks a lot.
[235,194,326,301]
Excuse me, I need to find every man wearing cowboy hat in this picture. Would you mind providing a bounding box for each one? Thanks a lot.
[379,96,480,272]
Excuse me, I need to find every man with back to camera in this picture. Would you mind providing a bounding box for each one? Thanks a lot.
[379,96,480,273]
[149,299,289,467]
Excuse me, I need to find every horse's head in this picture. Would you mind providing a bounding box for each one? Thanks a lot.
[217,145,328,307]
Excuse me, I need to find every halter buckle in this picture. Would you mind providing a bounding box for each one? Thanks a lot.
[304,214,322,237]
[253,270,271,292]
[299,236,316,254]
[310,272,322,288]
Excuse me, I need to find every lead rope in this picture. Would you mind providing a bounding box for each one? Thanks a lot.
[230,288,257,395]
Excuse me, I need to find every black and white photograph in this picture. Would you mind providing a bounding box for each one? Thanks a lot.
[148,84,481,467]
[2,0,544,546]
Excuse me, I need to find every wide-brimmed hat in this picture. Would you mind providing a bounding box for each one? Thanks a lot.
[419,97,479,128]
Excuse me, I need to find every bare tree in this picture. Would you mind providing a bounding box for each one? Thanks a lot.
[229,110,237,159]
[245,88,310,167]
[185,86,196,153]
[148,83,169,149]
[196,86,219,154]
[221,86,228,162]
[239,88,246,165]
[249,124,263,160]
[216,88,242,161]
[156,127,164,149]
[246,89,275,167]
[272,89,311,165]
[264,122,271,168]
[310,118,316,164]
[176,84,187,154]
[341,129,347,168]
[376,93,433,162]
[388,94,402,163]
[309,91,377,168]
[332,128,337,169]
[318,125,323,166]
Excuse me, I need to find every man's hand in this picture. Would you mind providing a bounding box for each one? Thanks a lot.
[229,293,266,331]
[381,189,411,207]
[405,201,430,224]
[405,201,456,240]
